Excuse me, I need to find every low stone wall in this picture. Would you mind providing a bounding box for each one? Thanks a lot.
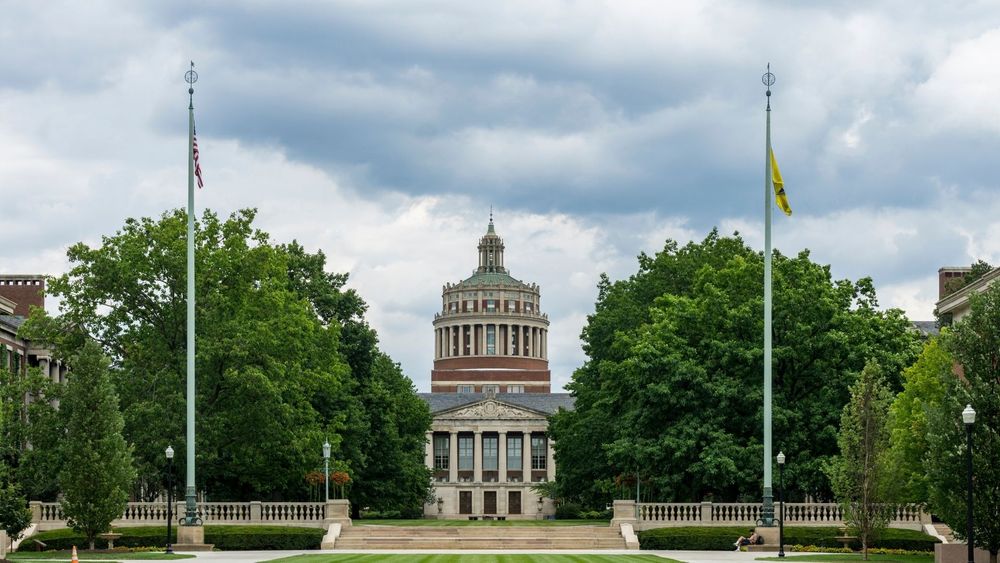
[30,500,339,532]
[613,501,929,531]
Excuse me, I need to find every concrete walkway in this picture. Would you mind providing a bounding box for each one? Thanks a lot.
[179,548,797,562]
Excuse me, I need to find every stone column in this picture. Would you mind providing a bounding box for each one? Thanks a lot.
[522,432,532,478]
[425,431,434,469]
[39,357,49,382]
[449,431,458,483]
[479,324,486,356]
[547,436,556,482]
[498,431,508,483]
[473,431,483,483]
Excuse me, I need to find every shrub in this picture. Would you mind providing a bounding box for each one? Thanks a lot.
[21,525,324,551]
[555,502,582,519]
[579,509,612,520]
[637,526,939,551]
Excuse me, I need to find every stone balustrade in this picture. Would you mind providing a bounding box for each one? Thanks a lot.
[622,501,929,531]
[30,501,335,531]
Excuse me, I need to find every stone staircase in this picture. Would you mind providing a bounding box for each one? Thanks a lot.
[334,524,627,549]
[932,522,956,543]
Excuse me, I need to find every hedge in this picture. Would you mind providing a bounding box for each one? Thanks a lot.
[20,525,324,551]
[637,526,940,551]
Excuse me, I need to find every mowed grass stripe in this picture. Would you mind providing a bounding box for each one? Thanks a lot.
[265,554,674,563]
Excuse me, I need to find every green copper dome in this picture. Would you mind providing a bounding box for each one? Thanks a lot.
[456,270,528,288]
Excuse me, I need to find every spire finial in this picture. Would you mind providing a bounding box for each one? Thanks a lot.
[762,63,775,111]
[489,205,493,224]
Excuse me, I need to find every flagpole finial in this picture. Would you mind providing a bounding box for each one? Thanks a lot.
[762,63,775,110]
[185,61,198,103]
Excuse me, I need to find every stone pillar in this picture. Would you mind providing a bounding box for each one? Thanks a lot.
[425,431,434,469]
[547,437,555,482]
[498,431,508,483]
[611,499,638,530]
[522,432,532,477]
[479,324,486,356]
[324,499,352,528]
[473,431,483,483]
[449,431,458,483]
[250,501,262,522]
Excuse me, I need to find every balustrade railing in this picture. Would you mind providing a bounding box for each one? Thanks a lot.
[29,501,330,531]
[629,501,928,531]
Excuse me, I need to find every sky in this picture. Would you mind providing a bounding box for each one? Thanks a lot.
[3,1,1000,392]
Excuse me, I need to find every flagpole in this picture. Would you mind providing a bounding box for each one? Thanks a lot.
[761,64,775,527]
[183,62,200,527]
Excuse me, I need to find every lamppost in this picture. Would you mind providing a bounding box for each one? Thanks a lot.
[165,446,174,554]
[322,440,331,502]
[963,405,976,563]
[777,451,786,558]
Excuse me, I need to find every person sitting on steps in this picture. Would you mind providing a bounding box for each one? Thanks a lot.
[734,530,760,551]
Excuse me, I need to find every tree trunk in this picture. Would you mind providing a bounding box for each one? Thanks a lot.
[89,538,95,550]
[990,549,997,563]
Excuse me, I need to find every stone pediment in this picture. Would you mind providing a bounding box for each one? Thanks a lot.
[439,399,545,420]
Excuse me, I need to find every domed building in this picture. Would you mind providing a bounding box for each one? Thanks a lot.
[420,217,572,519]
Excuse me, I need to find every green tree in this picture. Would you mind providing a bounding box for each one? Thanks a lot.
[282,241,432,515]
[886,337,951,503]
[926,283,1000,563]
[828,361,894,560]
[0,351,64,501]
[0,464,32,551]
[24,209,431,508]
[549,230,921,507]
[59,341,136,550]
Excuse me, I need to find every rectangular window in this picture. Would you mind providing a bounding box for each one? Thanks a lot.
[507,385,524,393]
[457,385,474,393]
[458,436,474,470]
[449,302,457,313]
[531,435,547,470]
[507,300,515,311]
[487,325,496,355]
[486,299,496,311]
[482,435,498,470]
[482,384,499,394]
[433,435,450,470]
[507,435,522,471]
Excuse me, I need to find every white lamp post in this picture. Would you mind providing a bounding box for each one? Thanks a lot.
[962,405,975,563]
[322,440,331,502]
[165,446,175,554]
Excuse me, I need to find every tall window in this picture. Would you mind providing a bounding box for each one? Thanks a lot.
[458,436,474,470]
[487,325,496,355]
[507,435,522,471]
[482,435,498,470]
[433,435,450,470]
[486,299,496,311]
[531,435,547,470]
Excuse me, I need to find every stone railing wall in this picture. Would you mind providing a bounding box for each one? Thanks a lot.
[626,501,929,531]
[30,501,335,532]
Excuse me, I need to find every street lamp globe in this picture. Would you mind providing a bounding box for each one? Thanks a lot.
[777,451,785,465]
[165,445,174,459]
[322,440,331,460]
[963,405,976,425]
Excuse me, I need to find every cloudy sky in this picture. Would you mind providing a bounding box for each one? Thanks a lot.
[3,1,1000,391]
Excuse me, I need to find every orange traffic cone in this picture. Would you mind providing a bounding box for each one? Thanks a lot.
[71,545,79,563]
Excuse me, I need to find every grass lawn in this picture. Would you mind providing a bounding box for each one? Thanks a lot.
[8,552,194,561]
[266,556,675,563]
[352,520,609,527]
[757,554,933,563]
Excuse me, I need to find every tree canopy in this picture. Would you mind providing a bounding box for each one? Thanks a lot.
[25,208,430,507]
[549,230,921,506]
[926,282,1000,563]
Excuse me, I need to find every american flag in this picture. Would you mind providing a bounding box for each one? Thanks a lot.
[193,128,204,189]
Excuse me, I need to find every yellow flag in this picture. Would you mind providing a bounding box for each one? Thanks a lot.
[770,148,792,216]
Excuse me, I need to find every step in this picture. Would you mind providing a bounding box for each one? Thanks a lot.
[335,525,626,550]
